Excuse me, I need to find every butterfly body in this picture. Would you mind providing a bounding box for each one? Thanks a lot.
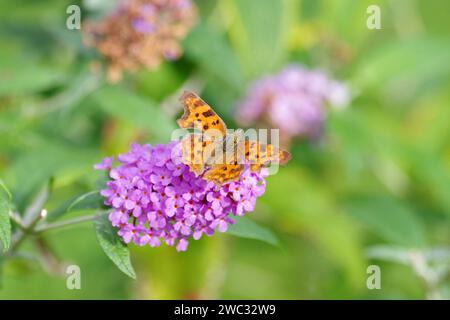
[177,91,291,185]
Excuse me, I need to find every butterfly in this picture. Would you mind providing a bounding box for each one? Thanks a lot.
[176,91,291,186]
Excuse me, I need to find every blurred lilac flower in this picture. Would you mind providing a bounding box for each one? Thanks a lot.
[235,64,350,142]
[132,18,155,34]
[95,142,267,252]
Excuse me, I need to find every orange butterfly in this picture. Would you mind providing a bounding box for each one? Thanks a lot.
[177,91,291,185]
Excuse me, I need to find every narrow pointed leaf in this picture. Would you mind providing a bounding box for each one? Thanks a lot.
[94,213,136,279]
[228,216,279,246]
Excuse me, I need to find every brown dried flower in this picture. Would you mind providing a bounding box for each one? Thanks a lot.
[83,0,197,82]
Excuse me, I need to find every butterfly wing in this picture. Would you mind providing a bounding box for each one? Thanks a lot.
[202,163,244,186]
[178,91,231,180]
[202,139,291,185]
[179,133,207,176]
[177,91,227,136]
[245,140,292,172]
[177,91,292,185]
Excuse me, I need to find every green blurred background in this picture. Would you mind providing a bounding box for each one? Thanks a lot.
[1,0,450,299]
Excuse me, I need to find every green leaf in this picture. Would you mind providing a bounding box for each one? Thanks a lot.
[261,167,366,289]
[0,50,67,97]
[0,253,4,288]
[408,152,450,217]
[46,197,77,222]
[38,68,101,114]
[47,191,105,222]
[184,23,245,90]
[4,144,96,212]
[344,196,426,248]
[228,216,279,246]
[0,256,3,287]
[225,0,284,77]
[67,191,104,213]
[93,86,176,142]
[0,190,11,252]
[94,213,136,279]
[0,179,12,200]
[352,38,450,94]
[320,0,375,45]
[135,63,188,102]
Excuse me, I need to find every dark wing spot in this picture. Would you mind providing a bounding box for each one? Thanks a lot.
[203,125,209,130]
[202,110,215,117]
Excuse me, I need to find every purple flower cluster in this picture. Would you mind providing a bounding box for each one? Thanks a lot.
[235,64,350,142]
[95,142,267,252]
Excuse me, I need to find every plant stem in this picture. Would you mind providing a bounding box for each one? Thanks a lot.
[34,214,97,233]
[9,211,26,230]
[8,213,98,256]
[9,210,46,253]
[9,184,50,253]
[409,250,443,300]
